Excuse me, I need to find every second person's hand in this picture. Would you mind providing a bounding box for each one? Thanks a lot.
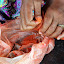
[39,0,64,38]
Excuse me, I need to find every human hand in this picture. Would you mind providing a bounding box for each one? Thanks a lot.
[39,0,64,38]
[20,0,43,31]
[0,37,55,64]
[0,19,55,64]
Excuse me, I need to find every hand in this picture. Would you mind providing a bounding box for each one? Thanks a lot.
[20,0,43,31]
[39,0,64,38]
[0,37,55,64]
[0,20,55,64]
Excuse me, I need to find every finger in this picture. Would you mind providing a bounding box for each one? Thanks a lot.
[34,0,42,17]
[34,0,42,24]
[20,0,39,31]
[44,20,58,36]
[57,32,64,40]
[39,10,53,33]
[0,40,11,57]
[20,5,26,30]
[34,1,44,24]
[30,37,49,63]
[20,3,35,31]
[24,0,39,26]
[42,37,49,45]
[16,37,49,64]
[46,38,55,54]
[36,37,49,49]
[49,26,63,38]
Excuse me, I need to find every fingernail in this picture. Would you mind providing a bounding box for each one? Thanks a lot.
[57,37,60,40]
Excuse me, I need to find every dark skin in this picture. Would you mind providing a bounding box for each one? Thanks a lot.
[20,0,64,39]
[39,0,64,38]
[20,0,42,31]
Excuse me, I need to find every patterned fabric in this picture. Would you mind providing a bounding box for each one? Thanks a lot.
[0,0,7,7]
[0,0,21,18]
[0,0,45,19]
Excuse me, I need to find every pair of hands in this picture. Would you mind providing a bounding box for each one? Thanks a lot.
[20,0,64,40]
[0,37,55,64]
[0,19,54,64]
